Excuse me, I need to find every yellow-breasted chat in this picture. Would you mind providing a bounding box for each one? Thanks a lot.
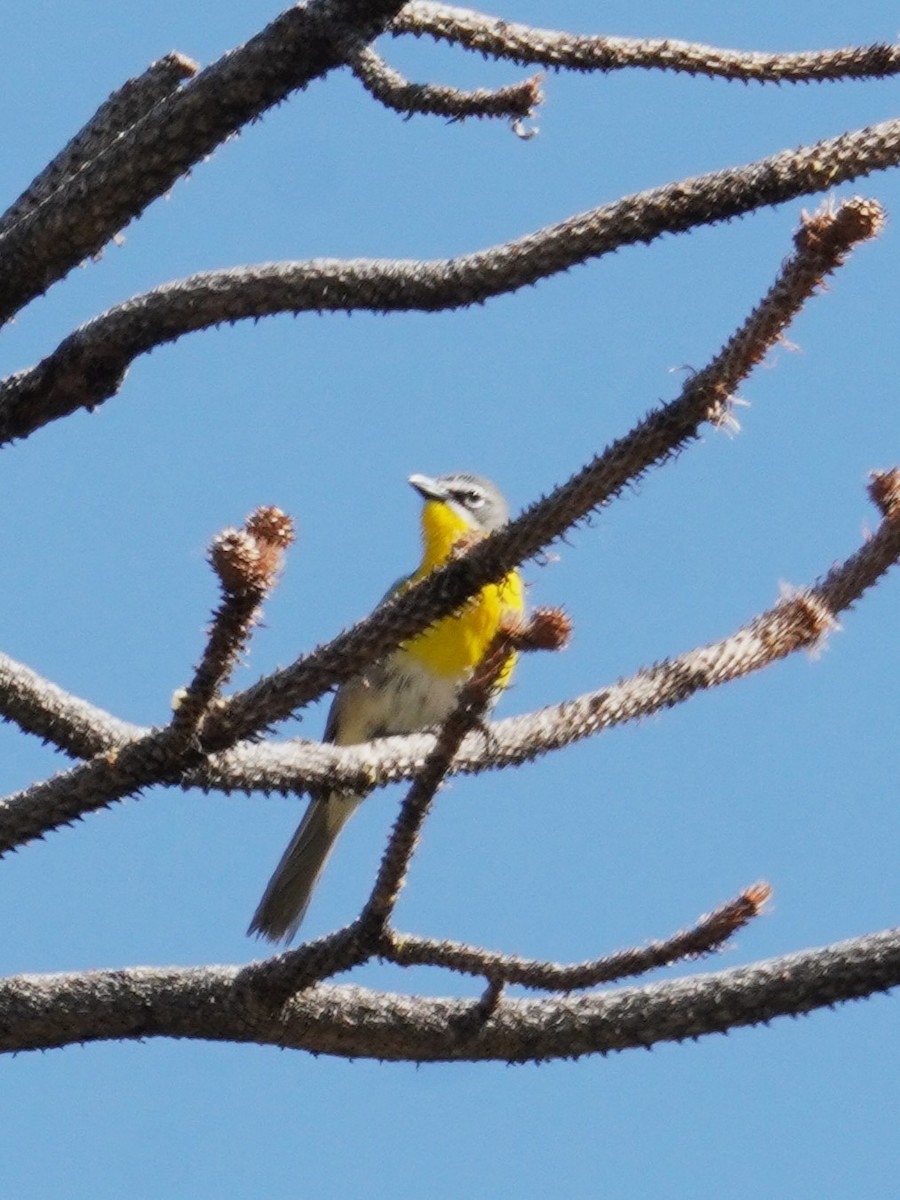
[248,471,523,943]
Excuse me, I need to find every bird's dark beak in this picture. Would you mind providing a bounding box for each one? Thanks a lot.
[408,473,447,502]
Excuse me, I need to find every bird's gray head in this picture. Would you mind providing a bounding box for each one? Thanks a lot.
[408,472,509,533]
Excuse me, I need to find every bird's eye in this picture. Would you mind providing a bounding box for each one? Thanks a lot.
[454,489,485,509]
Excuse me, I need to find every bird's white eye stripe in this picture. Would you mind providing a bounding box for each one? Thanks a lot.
[453,489,485,508]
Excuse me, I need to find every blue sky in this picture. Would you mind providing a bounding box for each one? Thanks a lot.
[0,2,898,1197]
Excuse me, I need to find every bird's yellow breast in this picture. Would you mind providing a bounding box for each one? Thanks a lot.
[399,499,524,682]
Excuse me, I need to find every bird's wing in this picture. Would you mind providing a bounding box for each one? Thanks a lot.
[320,572,412,744]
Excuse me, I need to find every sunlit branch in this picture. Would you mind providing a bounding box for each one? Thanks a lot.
[1,926,898,1059]
[392,4,900,83]
[0,726,193,857]
[358,621,545,937]
[197,198,884,747]
[348,44,542,122]
[384,884,772,990]
[171,508,294,740]
[0,0,411,327]
[0,209,888,862]
[198,467,900,795]
[0,652,141,758]
[2,128,897,444]
[0,53,197,240]
[243,615,568,1001]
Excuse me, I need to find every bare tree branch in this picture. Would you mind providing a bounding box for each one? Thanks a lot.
[348,43,543,122]
[0,727,195,854]
[238,807,747,1007]
[392,4,900,83]
[0,0,897,1075]
[171,508,295,740]
[0,204,887,848]
[0,0,413,327]
[1,460,893,858]
[384,884,773,990]
[2,129,898,445]
[238,622,535,1003]
[0,53,198,240]
[161,617,568,1008]
[1,926,898,1060]
[195,197,887,747]
[0,652,142,758]
[196,466,900,796]
[12,446,893,813]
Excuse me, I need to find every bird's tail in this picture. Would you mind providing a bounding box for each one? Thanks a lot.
[248,793,359,944]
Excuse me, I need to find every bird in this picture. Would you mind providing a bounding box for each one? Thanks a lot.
[248,471,523,944]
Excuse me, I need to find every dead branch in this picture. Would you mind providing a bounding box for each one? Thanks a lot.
[0,205,890,852]
[0,53,197,240]
[193,467,900,796]
[171,508,295,740]
[1,925,897,1060]
[0,0,412,326]
[0,2,896,1072]
[195,198,888,748]
[0,652,141,759]
[348,44,543,121]
[383,884,773,990]
[2,133,898,444]
[392,4,900,83]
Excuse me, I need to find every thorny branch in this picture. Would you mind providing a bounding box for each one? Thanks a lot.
[241,878,768,1005]
[0,2,897,1061]
[4,461,894,860]
[0,53,198,241]
[384,884,773,991]
[184,197,893,748]
[3,130,900,445]
[171,508,295,741]
[348,44,543,123]
[243,612,571,1001]
[3,464,898,820]
[359,611,570,938]
[0,652,142,759]
[0,0,413,326]
[2,1,896,334]
[0,204,893,852]
[193,468,900,796]
[3,926,900,1059]
[0,198,888,773]
[359,628,522,936]
[392,4,900,83]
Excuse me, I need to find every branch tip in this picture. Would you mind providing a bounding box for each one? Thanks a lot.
[161,51,200,79]
[742,882,774,914]
[391,6,900,87]
[350,44,542,123]
[210,506,294,597]
[868,468,900,520]
[505,606,571,653]
[245,505,296,549]
[796,196,886,259]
